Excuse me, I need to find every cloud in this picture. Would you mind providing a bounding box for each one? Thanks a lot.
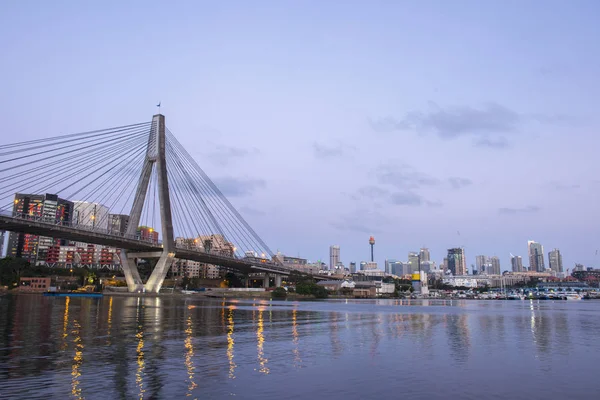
[370,102,522,138]
[375,163,440,189]
[207,145,259,165]
[357,186,390,199]
[498,205,541,215]
[331,208,386,233]
[212,176,266,197]
[313,142,354,158]
[448,177,473,189]
[355,184,442,208]
[390,191,424,206]
[474,136,511,149]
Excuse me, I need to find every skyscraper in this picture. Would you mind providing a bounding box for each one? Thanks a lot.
[548,249,563,274]
[408,252,420,274]
[419,248,430,262]
[329,245,340,270]
[489,256,501,275]
[349,262,357,274]
[447,248,467,275]
[528,240,545,272]
[476,255,489,274]
[511,255,523,272]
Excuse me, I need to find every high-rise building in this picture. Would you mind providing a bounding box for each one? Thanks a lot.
[385,259,403,275]
[548,249,563,274]
[511,255,523,272]
[447,248,467,275]
[359,261,367,271]
[7,193,74,265]
[329,245,340,270]
[419,248,431,262]
[408,251,420,274]
[73,201,110,230]
[0,231,5,257]
[489,256,501,275]
[349,262,357,274]
[528,240,545,272]
[476,255,489,274]
[442,257,448,273]
[109,214,130,236]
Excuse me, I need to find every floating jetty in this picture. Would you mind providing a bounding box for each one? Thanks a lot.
[43,292,103,298]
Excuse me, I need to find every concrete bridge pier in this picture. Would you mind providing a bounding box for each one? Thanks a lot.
[275,275,282,288]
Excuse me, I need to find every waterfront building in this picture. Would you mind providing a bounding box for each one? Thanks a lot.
[363,261,378,270]
[511,255,523,272]
[548,248,563,274]
[447,248,467,276]
[7,193,74,265]
[329,245,340,270]
[528,240,545,272]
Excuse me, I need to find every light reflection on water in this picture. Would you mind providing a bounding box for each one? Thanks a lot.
[0,296,599,399]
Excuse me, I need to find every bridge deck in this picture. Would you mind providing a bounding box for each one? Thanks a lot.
[0,215,329,278]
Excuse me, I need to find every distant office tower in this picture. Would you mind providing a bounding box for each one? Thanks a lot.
[360,261,367,271]
[471,264,477,275]
[548,249,563,274]
[442,257,448,273]
[384,259,395,274]
[489,256,501,275]
[8,193,74,265]
[349,262,357,274]
[528,240,545,272]
[0,231,4,257]
[447,248,467,275]
[73,201,110,230]
[419,248,431,262]
[476,255,489,274]
[329,245,340,270]
[408,251,420,273]
[511,255,523,272]
[109,214,130,236]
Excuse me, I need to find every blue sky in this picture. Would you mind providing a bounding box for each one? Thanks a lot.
[2,1,600,271]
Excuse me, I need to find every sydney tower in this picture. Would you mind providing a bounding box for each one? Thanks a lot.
[369,236,375,262]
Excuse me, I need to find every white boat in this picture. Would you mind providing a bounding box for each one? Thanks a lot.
[565,293,582,300]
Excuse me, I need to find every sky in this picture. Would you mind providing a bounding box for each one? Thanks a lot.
[1,0,600,271]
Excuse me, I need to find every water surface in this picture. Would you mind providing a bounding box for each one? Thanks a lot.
[0,295,598,399]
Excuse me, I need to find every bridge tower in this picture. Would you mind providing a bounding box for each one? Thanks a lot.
[119,114,175,293]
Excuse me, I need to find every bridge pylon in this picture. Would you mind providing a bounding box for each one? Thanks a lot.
[119,114,175,293]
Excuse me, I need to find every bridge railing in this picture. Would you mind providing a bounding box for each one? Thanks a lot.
[4,211,162,246]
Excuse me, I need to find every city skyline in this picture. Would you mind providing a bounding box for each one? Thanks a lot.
[1,2,599,270]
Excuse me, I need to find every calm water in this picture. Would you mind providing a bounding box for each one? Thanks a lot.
[0,295,599,399]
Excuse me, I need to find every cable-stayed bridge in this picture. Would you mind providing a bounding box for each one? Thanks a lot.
[0,114,313,292]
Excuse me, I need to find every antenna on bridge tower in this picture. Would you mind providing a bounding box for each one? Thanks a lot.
[119,113,175,293]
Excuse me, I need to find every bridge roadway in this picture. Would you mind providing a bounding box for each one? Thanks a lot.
[0,214,325,278]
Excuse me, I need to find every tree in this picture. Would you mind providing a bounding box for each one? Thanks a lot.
[0,257,31,288]
[272,287,287,299]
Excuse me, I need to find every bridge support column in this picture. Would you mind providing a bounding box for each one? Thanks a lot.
[119,250,144,292]
[263,275,270,289]
[121,113,175,294]
[275,275,282,288]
